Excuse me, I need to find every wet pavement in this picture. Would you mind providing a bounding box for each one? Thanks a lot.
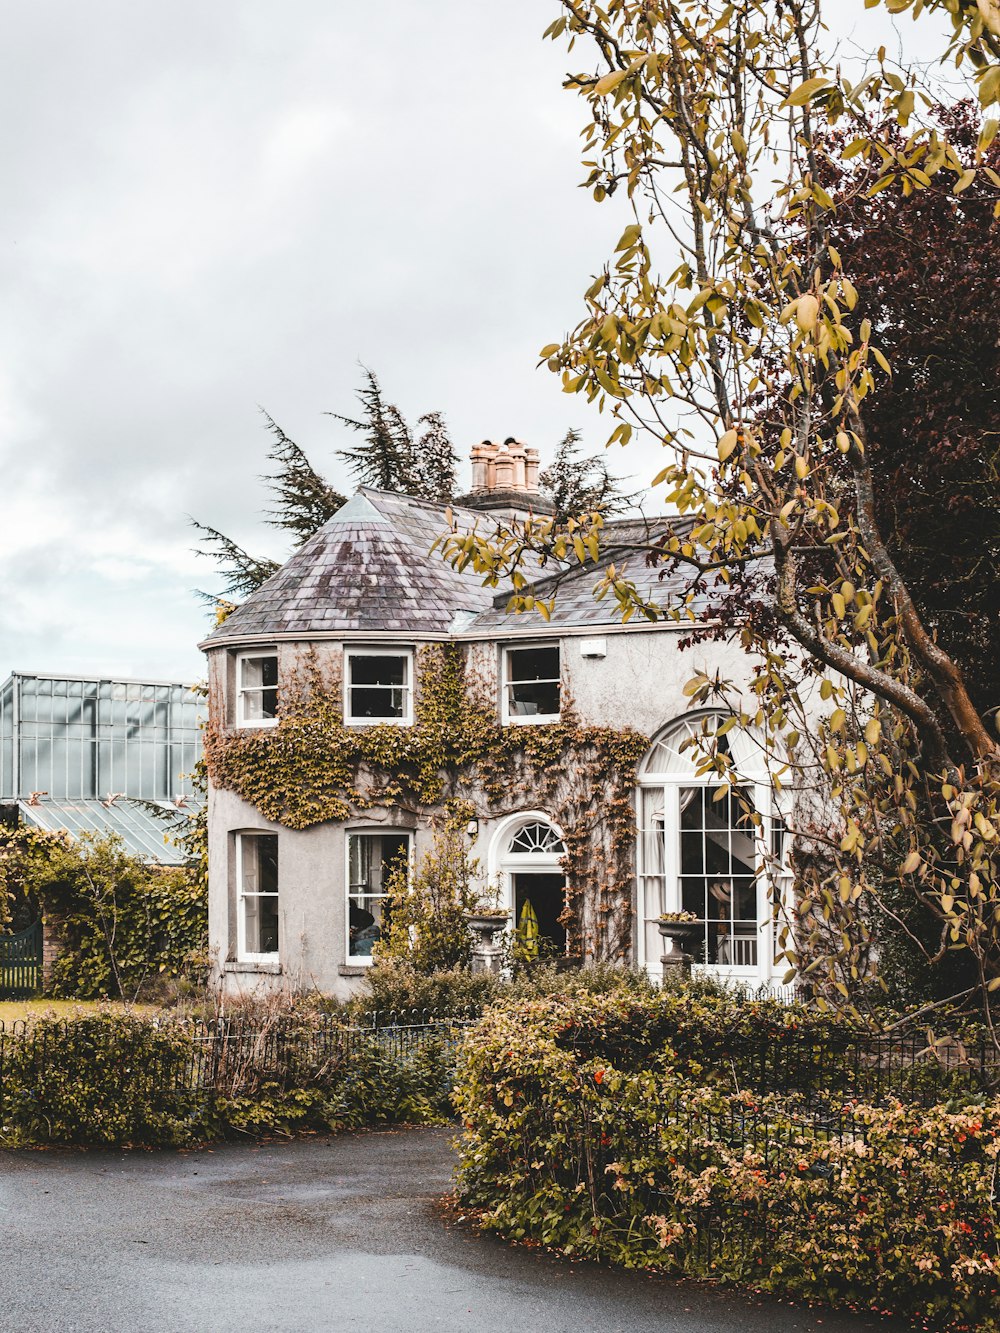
[0,1127,912,1332]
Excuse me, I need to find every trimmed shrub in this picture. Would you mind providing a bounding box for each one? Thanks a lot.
[453,993,1000,1330]
[0,1008,462,1148]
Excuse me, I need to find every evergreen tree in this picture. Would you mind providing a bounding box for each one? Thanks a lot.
[191,522,280,599]
[260,410,345,542]
[413,410,458,502]
[332,368,459,502]
[331,367,418,493]
[539,429,627,522]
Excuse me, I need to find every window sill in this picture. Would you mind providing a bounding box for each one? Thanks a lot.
[338,964,371,977]
[225,960,283,975]
[235,718,279,729]
[503,716,561,727]
[343,718,413,728]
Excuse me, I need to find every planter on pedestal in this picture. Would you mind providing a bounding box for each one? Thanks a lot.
[657,918,701,982]
[464,911,510,976]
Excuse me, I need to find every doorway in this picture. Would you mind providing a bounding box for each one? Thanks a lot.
[512,872,567,958]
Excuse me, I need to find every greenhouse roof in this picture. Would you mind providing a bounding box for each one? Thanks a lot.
[16,797,199,865]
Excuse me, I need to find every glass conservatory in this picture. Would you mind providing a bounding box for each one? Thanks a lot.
[0,672,204,864]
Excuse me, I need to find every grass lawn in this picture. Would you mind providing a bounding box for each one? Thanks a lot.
[0,999,160,1025]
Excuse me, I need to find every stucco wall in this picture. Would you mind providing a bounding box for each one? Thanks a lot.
[205,627,764,997]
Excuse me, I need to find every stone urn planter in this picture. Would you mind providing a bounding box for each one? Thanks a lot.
[464,910,510,975]
[657,916,702,979]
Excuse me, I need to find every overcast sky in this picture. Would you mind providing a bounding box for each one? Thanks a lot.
[0,1,954,682]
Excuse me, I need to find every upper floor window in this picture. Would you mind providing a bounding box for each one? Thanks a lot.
[503,644,560,724]
[236,651,278,727]
[345,650,413,725]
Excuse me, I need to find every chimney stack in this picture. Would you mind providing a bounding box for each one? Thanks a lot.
[457,436,555,519]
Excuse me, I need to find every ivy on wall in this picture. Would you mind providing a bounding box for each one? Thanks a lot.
[204,646,648,960]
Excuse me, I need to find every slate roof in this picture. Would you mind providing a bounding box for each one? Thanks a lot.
[202,489,696,646]
[468,515,712,631]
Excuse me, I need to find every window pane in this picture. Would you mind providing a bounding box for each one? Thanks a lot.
[508,680,560,718]
[351,656,406,687]
[506,646,560,717]
[507,646,559,682]
[350,686,405,719]
[347,832,409,956]
[679,786,758,966]
[240,655,278,720]
[244,894,279,955]
[242,834,279,955]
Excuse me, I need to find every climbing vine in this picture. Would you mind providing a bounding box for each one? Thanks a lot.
[204,646,648,960]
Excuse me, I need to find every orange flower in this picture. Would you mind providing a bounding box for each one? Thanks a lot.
[594,1068,605,1085]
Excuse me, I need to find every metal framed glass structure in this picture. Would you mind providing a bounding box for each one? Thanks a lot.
[0,672,204,863]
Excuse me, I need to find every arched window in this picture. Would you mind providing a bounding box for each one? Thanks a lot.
[637,713,777,978]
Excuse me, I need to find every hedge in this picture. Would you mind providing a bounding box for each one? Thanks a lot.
[453,993,1000,1331]
[0,1009,462,1148]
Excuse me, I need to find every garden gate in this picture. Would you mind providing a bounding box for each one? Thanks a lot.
[0,920,43,998]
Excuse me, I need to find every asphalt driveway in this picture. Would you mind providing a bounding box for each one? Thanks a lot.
[0,1127,912,1333]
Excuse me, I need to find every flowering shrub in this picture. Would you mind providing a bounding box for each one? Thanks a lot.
[454,994,1000,1329]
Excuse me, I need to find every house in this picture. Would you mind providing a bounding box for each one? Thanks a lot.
[200,439,789,997]
[0,671,204,865]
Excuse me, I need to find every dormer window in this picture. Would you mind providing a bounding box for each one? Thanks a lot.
[236,651,279,727]
[503,644,561,724]
[345,649,413,725]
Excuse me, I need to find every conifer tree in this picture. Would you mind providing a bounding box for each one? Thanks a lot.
[260,410,345,542]
[191,522,280,599]
[413,411,459,503]
[539,428,627,521]
[331,367,418,494]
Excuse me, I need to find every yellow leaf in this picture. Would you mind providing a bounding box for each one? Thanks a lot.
[717,429,739,461]
[783,76,830,107]
[953,168,977,194]
[901,850,921,875]
[795,294,820,332]
[594,70,628,95]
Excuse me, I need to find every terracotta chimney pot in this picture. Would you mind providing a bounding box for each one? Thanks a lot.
[524,447,540,493]
[493,441,514,490]
[506,437,527,491]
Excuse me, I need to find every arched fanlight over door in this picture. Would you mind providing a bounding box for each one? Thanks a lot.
[508,821,566,856]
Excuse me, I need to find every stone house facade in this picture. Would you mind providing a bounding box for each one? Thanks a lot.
[200,440,788,999]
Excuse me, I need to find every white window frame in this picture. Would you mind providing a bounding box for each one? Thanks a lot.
[501,642,561,726]
[344,648,414,727]
[235,649,279,729]
[636,716,778,983]
[235,831,280,963]
[345,828,413,965]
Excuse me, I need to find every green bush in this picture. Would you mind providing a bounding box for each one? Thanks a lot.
[352,959,502,1017]
[0,1012,203,1146]
[453,993,1000,1330]
[0,1008,463,1148]
[376,821,481,973]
